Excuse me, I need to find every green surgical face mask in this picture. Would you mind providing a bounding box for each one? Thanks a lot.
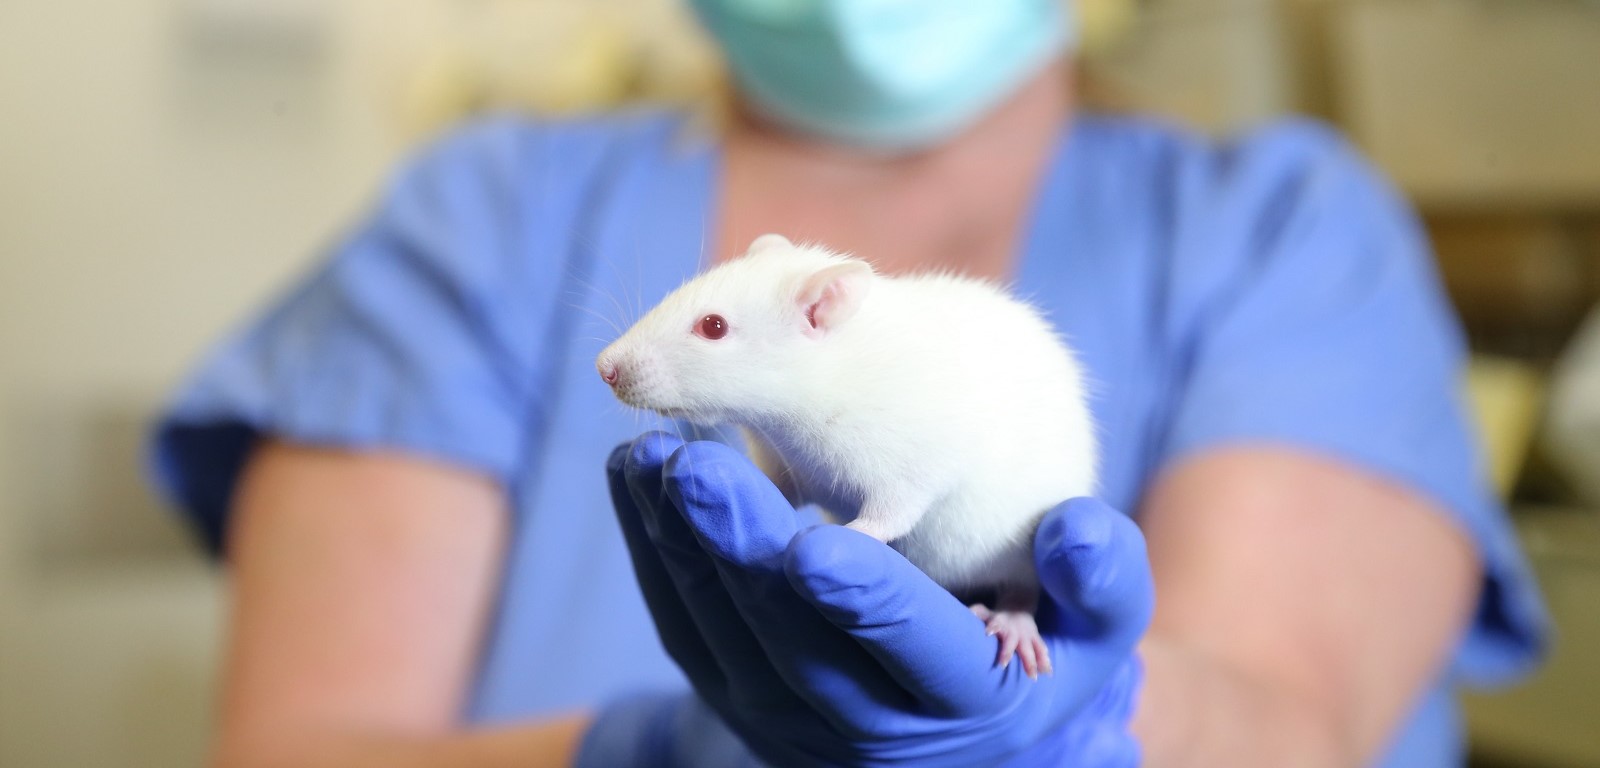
[690,0,1073,152]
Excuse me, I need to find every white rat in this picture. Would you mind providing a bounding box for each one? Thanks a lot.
[597,234,1097,677]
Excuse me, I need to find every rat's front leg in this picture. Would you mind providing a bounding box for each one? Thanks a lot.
[970,583,1051,679]
[844,491,934,544]
[741,428,802,506]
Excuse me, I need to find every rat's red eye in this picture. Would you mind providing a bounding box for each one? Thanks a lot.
[696,314,728,340]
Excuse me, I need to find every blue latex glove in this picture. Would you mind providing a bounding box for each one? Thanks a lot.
[584,432,1153,767]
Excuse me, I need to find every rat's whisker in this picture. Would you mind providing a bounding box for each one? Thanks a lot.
[562,273,629,338]
[671,417,704,513]
[587,237,641,330]
[562,299,626,339]
[560,244,627,337]
[630,224,646,328]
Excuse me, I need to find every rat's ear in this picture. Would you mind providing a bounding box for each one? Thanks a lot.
[748,233,793,254]
[798,260,873,333]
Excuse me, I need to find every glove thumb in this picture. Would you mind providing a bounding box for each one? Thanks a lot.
[1034,498,1154,650]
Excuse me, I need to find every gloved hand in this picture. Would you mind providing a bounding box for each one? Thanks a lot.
[583,432,1153,767]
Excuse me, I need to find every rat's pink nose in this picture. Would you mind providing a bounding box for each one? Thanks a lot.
[599,360,619,386]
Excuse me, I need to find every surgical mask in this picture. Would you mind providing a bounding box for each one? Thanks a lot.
[689,0,1073,151]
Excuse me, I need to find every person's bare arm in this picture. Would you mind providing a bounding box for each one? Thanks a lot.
[1132,446,1481,767]
[212,441,591,768]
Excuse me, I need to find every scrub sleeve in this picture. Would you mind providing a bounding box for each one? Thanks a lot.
[150,118,559,553]
[1155,122,1547,686]
[149,113,707,720]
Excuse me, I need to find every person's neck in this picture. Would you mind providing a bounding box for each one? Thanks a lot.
[717,62,1074,278]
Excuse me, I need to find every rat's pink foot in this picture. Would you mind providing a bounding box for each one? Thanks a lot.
[969,604,1052,679]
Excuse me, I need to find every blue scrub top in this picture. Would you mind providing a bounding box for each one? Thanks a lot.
[150,110,1548,766]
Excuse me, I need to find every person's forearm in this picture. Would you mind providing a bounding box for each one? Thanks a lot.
[1132,636,1351,768]
[212,713,591,768]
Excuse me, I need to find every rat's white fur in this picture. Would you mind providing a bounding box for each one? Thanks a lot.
[598,235,1096,598]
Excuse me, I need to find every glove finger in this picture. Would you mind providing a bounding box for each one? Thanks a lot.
[664,441,913,736]
[607,439,725,695]
[1002,718,1142,768]
[1033,498,1154,651]
[786,524,1030,718]
[624,433,812,717]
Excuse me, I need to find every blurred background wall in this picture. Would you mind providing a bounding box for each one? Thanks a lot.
[1,0,1596,765]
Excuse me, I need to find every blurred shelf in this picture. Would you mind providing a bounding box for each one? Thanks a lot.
[1465,506,1600,768]
[1331,0,1600,212]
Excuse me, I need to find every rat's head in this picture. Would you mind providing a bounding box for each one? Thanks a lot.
[597,234,873,424]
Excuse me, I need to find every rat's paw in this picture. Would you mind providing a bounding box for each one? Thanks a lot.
[844,517,894,543]
[972,606,1052,679]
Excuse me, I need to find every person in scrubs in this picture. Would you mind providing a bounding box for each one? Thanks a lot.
[150,0,1547,765]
